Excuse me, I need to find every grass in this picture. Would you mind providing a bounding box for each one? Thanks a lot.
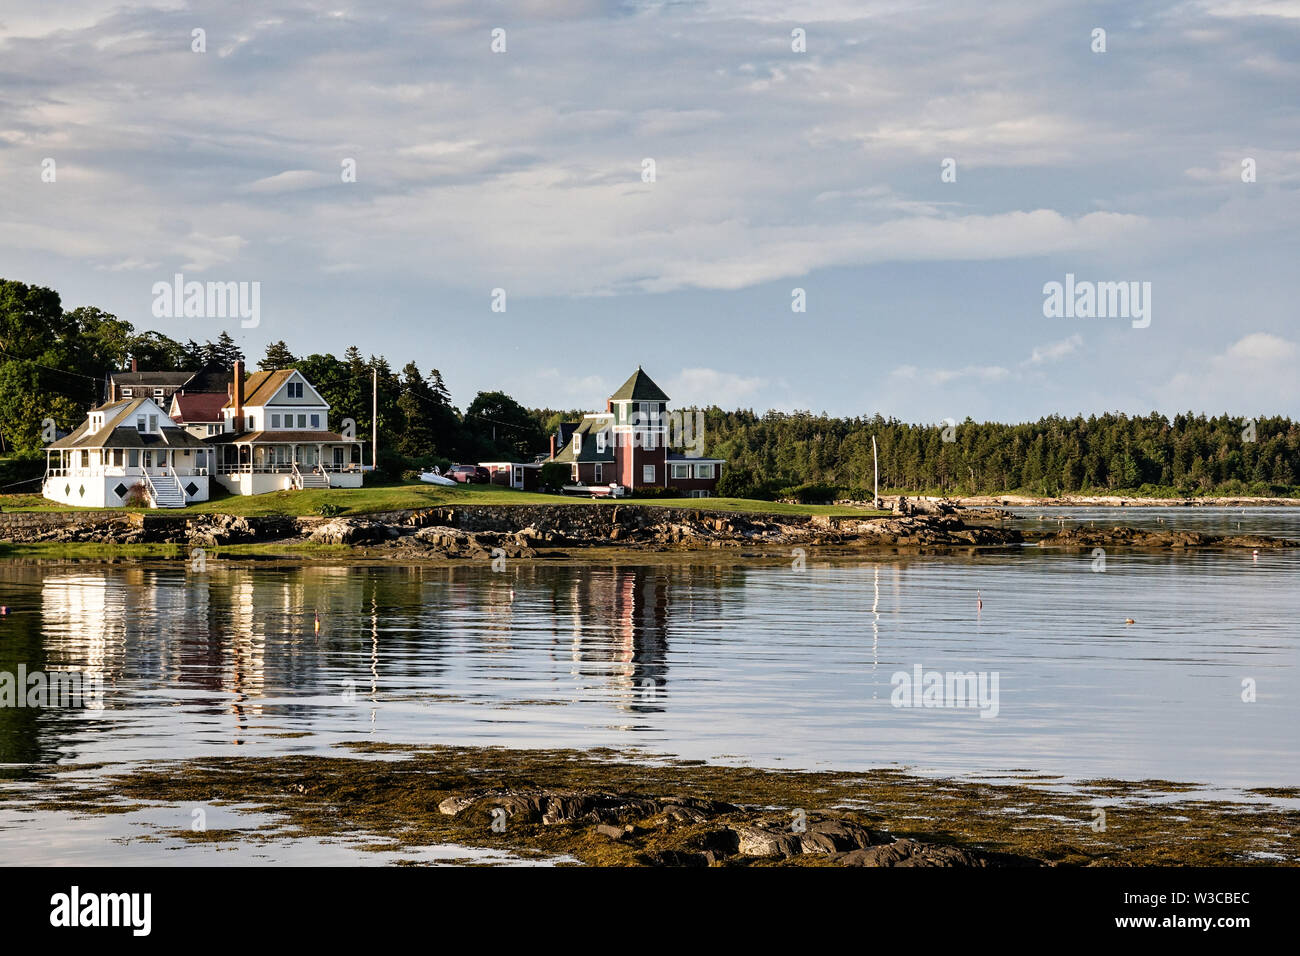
[1,481,887,519]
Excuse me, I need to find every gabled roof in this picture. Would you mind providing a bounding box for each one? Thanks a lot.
[550,416,616,463]
[47,397,208,450]
[609,367,669,403]
[172,392,227,423]
[224,369,310,409]
[184,363,234,394]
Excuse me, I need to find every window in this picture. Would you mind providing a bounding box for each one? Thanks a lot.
[271,414,280,428]
[644,430,656,450]
[121,388,132,397]
[618,403,627,423]
[207,424,218,436]
[80,450,89,468]
[297,414,306,428]
[247,415,254,430]
[694,464,714,479]
[154,388,164,398]
[670,464,689,479]
[643,465,655,484]
[112,449,123,467]
[136,416,147,432]
[596,431,606,454]
[128,450,138,467]
[287,381,303,399]
[571,464,579,482]
[310,414,320,429]
[143,451,152,467]
[594,463,603,483]
[573,434,582,454]
[148,415,158,431]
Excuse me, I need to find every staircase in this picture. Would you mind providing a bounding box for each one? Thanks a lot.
[145,473,185,508]
[292,464,331,490]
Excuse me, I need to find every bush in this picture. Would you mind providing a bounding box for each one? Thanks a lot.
[124,482,149,507]
[776,482,838,505]
[315,502,343,517]
[539,461,569,491]
[0,456,44,493]
[630,487,682,499]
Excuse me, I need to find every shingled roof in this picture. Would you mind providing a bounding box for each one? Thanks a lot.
[550,416,617,463]
[47,398,208,450]
[608,367,670,403]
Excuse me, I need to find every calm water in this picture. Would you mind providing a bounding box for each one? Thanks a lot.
[0,509,1295,790]
[1008,505,1300,540]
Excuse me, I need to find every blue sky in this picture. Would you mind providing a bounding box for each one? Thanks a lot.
[1,0,1297,420]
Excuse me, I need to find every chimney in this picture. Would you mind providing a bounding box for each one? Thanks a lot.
[131,357,137,373]
[232,360,244,430]
[549,434,556,459]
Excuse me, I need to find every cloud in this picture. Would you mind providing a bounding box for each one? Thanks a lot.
[1157,333,1300,414]
[241,170,334,194]
[1023,334,1083,366]
[666,368,766,406]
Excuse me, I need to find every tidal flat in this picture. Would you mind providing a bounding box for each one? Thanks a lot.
[6,745,1297,866]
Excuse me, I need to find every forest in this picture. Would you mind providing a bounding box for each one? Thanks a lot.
[3,278,1297,498]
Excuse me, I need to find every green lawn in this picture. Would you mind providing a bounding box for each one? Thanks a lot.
[1,481,887,519]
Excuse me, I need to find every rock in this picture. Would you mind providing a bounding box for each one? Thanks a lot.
[594,824,628,841]
[833,839,1039,867]
[732,825,803,859]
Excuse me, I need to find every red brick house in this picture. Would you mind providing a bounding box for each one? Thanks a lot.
[545,368,724,496]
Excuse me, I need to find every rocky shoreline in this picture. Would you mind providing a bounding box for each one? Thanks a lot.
[2,503,1295,555]
[16,744,1296,866]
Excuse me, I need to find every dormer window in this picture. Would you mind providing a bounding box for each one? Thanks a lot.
[287,381,304,399]
[90,414,103,431]
[136,416,147,433]
[573,433,582,454]
[596,431,606,454]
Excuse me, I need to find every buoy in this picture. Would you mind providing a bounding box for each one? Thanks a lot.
[1124,618,1135,625]
[1253,549,1259,562]
[977,590,983,611]
[314,610,320,635]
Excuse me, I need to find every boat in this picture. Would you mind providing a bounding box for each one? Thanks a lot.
[419,469,457,486]
[562,483,626,498]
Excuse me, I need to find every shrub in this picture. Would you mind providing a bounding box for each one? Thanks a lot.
[776,482,838,505]
[539,461,569,491]
[124,482,149,507]
[315,502,344,517]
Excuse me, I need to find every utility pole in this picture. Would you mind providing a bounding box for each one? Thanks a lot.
[372,367,378,469]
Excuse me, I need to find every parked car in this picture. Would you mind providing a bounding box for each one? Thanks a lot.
[448,464,490,484]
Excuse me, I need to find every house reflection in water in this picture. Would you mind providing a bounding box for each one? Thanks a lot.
[558,567,673,714]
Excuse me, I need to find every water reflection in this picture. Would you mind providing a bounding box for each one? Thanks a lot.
[1,535,1297,787]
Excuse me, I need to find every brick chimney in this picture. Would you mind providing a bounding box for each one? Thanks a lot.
[131,357,137,373]
[549,434,556,459]
[232,360,244,431]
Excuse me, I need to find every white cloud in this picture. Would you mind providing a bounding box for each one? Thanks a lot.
[666,368,766,407]
[1023,334,1083,366]
[1157,333,1300,413]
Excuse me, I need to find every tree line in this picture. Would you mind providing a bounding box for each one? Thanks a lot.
[4,278,1298,497]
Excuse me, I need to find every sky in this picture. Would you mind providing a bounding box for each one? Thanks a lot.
[1,0,1298,422]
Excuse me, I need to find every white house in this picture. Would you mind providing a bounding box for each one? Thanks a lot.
[43,397,213,507]
[208,363,364,495]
